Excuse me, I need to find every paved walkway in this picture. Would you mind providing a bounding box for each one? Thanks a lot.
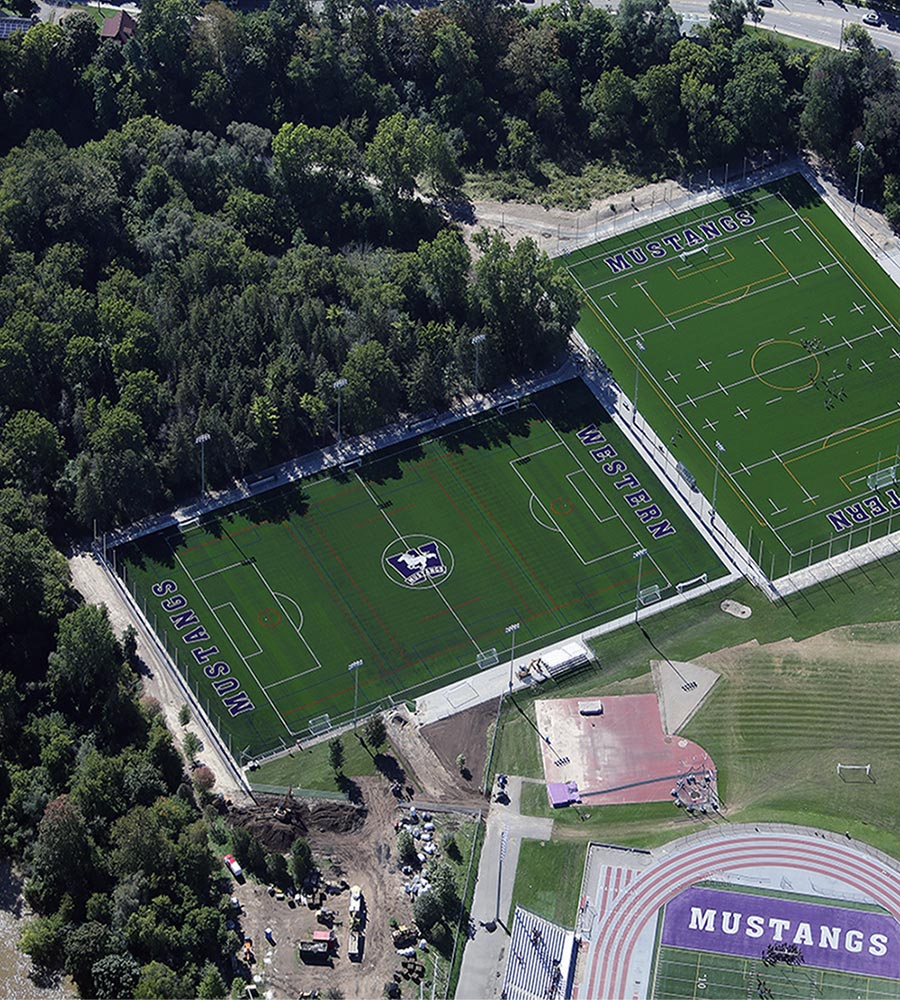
[456,776,553,1000]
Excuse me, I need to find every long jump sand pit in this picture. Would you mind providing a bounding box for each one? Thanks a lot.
[534,694,715,805]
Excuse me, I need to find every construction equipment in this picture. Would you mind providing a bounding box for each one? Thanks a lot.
[273,786,292,819]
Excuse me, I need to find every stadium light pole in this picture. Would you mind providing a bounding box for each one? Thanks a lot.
[348,659,363,735]
[333,378,348,446]
[633,337,646,425]
[195,433,211,495]
[471,333,486,397]
[505,622,521,693]
[853,140,866,220]
[633,548,648,624]
[711,440,726,524]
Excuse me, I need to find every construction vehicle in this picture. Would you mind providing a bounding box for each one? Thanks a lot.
[272,786,292,819]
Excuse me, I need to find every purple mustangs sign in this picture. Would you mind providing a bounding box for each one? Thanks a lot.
[662,885,900,979]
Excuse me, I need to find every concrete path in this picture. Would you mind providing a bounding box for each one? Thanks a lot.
[456,776,553,1000]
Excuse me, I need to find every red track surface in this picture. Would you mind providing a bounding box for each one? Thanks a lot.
[577,830,900,1000]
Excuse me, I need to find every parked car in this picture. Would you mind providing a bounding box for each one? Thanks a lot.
[863,10,882,25]
[223,854,243,878]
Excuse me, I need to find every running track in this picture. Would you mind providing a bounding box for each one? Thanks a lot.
[577,828,900,999]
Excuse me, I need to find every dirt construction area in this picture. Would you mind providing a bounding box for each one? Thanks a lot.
[223,779,479,1000]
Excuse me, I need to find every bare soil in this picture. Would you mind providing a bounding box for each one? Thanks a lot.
[227,779,420,999]
[418,698,498,799]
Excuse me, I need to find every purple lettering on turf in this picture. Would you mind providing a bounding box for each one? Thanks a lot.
[662,886,900,978]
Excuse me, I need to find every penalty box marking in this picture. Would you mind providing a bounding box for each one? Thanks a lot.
[510,442,631,568]
[210,601,263,658]
[174,549,294,734]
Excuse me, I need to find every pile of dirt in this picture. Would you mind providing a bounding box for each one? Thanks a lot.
[228,796,367,851]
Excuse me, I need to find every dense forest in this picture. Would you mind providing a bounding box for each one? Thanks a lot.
[2,0,900,996]
[0,0,898,535]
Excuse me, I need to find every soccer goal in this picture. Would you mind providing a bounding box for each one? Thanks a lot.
[867,465,897,490]
[498,398,522,414]
[836,763,874,782]
[639,584,662,606]
[477,648,499,670]
[309,712,332,737]
[340,457,363,473]
[676,573,708,594]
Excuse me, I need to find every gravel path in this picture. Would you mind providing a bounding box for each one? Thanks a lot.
[68,552,251,803]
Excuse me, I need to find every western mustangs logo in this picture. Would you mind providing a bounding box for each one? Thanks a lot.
[383,535,454,589]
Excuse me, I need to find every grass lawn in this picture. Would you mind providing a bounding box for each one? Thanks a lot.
[250,733,396,793]
[511,839,587,926]
[509,548,900,863]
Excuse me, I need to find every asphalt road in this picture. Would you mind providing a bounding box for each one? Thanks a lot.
[521,0,900,59]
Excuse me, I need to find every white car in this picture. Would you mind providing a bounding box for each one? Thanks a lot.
[223,854,243,878]
[863,10,882,25]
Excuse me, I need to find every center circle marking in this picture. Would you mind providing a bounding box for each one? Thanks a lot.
[382,533,455,590]
[750,339,820,391]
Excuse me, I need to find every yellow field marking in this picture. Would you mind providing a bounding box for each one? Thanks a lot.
[839,454,900,492]
[784,415,900,504]
[750,340,819,391]
[667,246,735,280]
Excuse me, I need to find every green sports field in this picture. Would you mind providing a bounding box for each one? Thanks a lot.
[566,174,900,580]
[116,380,724,759]
[652,945,900,999]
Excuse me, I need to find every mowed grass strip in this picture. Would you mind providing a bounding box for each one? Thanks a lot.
[682,620,900,852]
[508,548,900,860]
[510,839,586,927]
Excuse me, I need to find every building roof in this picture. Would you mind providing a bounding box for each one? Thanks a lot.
[0,16,33,39]
[100,9,136,40]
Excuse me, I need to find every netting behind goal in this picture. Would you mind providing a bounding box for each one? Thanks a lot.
[309,713,332,736]
[477,648,499,669]
[867,466,897,490]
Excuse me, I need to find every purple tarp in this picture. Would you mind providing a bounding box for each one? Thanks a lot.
[662,885,900,979]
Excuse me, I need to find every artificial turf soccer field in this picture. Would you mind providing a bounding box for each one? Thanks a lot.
[566,174,900,580]
[651,945,900,999]
[117,380,725,759]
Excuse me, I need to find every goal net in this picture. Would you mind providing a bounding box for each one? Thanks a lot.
[309,713,332,736]
[477,648,499,670]
[639,584,661,606]
[867,466,897,490]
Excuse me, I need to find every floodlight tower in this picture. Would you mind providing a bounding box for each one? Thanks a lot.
[633,548,648,624]
[348,659,363,734]
[853,140,866,220]
[710,440,726,524]
[471,334,486,397]
[505,622,521,693]
[195,433,211,495]
[333,377,348,446]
